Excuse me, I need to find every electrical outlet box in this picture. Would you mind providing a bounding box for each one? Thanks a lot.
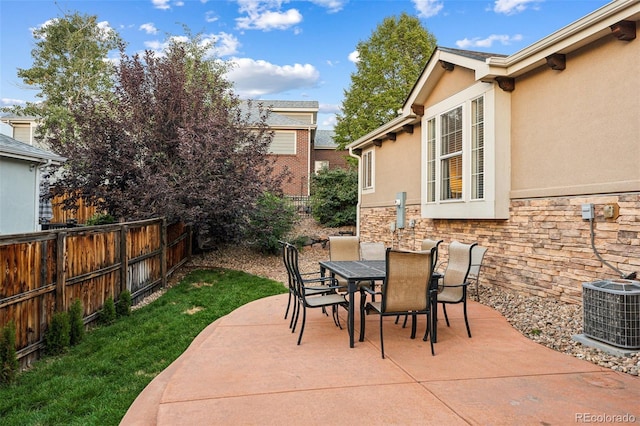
[408,219,416,228]
[603,203,619,220]
[581,203,595,220]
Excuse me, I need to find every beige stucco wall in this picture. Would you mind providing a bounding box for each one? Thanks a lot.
[511,34,640,198]
[360,126,422,208]
[424,66,476,107]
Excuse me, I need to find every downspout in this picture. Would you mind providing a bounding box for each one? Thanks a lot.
[307,125,312,196]
[348,146,362,237]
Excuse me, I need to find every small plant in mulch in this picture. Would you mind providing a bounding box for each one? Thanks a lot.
[0,321,19,386]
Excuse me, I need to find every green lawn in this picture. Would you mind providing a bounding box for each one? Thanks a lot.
[0,269,287,426]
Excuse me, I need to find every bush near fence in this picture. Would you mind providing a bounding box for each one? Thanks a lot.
[0,218,191,367]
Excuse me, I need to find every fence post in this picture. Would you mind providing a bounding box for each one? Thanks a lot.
[120,224,128,293]
[55,231,67,312]
[161,218,167,288]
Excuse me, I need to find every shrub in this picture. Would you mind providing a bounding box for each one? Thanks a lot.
[99,297,116,325]
[245,192,297,255]
[45,312,70,355]
[310,167,357,227]
[86,213,116,226]
[69,299,85,346]
[0,321,19,386]
[116,290,132,317]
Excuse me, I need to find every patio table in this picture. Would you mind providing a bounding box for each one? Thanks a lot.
[319,260,441,348]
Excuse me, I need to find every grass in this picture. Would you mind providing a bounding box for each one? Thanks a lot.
[0,269,287,426]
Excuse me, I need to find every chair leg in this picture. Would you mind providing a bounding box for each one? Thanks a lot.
[442,303,450,327]
[423,312,435,356]
[291,298,300,332]
[379,316,385,359]
[463,299,472,338]
[410,314,417,339]
[359,289,366,342]
[284,291,292,320]
[297,305,307,345]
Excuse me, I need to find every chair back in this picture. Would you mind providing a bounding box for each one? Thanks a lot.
[284,243,305,296]
[468,245,488,279]
[329,236,360,261]
[360,241,386,260]
[442,241,477,301]
[280,241,294,291]
[421,238,443,268]
[381,248,434,313]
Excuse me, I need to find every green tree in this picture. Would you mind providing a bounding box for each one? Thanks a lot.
[310,167,358,227]
[334,13,437,149]
[8,11,123,143]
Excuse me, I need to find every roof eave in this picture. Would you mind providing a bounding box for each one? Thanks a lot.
[480,0,640,80]
[347,114,418,151]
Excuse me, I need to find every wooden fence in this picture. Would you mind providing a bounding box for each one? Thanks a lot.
[0,218,191,366]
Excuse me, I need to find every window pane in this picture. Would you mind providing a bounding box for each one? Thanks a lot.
[441,155,462,200]
[440,107,463,200]
[471,97,484,199]
[363,151,373,189]
[441,107,462,155]
[426,118,436,202]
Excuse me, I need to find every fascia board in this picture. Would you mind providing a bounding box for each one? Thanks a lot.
[480,0,640,79]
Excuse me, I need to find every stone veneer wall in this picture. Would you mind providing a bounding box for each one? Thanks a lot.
[359,193,640,305]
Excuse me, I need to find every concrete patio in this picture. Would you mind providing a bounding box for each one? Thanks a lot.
[121,293,639,425]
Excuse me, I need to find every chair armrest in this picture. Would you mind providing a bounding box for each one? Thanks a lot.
[440,281,472,288]
[302,276,338,285]
[362,285,382,296]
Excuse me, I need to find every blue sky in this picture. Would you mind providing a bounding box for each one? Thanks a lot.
[0,0,612,129]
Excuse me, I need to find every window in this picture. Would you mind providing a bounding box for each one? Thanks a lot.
[471,97,484,199]
[425,95,484,204]
[314,160,329,174]
[440,107,463,200]
[269,131,296,154]
[362,150,374,191]
[422,82,508,219]
[426,119,436,202]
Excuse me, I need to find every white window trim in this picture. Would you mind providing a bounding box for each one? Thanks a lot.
[421,81,507,219]
[362,149,375,193]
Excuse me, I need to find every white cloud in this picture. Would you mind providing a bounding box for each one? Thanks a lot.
[152,0,171,10]
[235,0,303,31]
[309,0,347,13]
[140,23,159,35]
[456,34,523,49]
[205,11,218,23]
[226,57,319,98]
[142,32,240,58]
[1,98,27,107]
[348,50,359,63]
[493,0,541,15]
[412,0,444,18]
[319,102,340,114]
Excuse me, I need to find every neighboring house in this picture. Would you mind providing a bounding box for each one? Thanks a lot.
[347,0,640,303]
[0,113,42,148]
[0,133,65,234]
[244,100,348,196]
